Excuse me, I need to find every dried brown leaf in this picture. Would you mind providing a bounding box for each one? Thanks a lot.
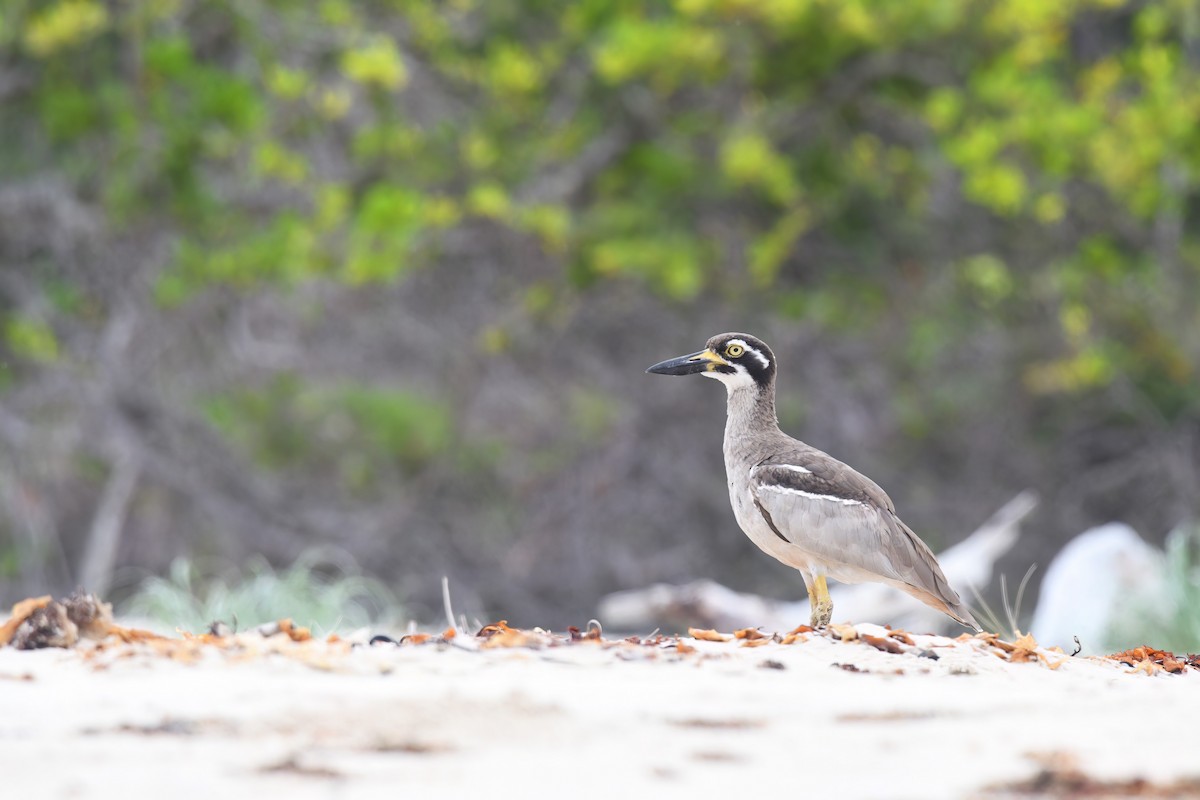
[734,628,766,640]
[1012,632,1039,651]
[1132,659,1161,676]
[277,618,312,642]
[860,634,903,654]
[476,620,517,639]
[400,633,431,645]
[1108,644,1191,675]
[675,641,696,655]
[1038,652,1067,670]
[740,638,772,648]
[688,628,731,642]
[787,624,814,635]
[1008,633,1040,664]
[480,628,534,648]
[829,623,858,641]
[109,625,166,644]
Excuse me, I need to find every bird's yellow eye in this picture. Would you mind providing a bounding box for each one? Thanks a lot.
[726,344,744,358]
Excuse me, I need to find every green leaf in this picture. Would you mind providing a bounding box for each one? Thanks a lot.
[4,317,60,363]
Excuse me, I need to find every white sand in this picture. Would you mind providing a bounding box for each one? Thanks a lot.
[1,624,1197,799]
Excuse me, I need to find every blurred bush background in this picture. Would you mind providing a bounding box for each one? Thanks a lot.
[1,0,1198,628]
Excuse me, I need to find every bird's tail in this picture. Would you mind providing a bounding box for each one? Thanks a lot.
[898,582,981,631]
[892,517,984,631]
[943,600,982,631]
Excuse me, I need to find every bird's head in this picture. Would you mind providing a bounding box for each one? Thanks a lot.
[645,332,776,392]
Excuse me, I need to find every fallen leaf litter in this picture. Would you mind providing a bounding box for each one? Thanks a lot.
[1,592,1196,678]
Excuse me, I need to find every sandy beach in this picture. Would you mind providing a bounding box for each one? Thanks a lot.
[2,618,1198,800]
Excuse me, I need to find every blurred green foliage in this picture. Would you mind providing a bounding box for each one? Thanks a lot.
[3,316,60,363]
[4,0,1200,589]
[203,376,452,496]
[18,7,1200,367]
[5,0,1197,404]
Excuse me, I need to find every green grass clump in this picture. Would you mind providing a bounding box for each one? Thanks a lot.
[121,550,404,636]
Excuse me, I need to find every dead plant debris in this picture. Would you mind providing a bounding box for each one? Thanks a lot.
[733,627,767,640]
[14,601,78,649]
[860,634,904,655]
[836,710,938,723]
[4,591,1196,683]
[968,631,1068,670]
[986,751,1200,797]
[687,628,731,643]
[1107,646,1200,675]
[369,739,452,755]
[691,750,744,763]
[9,590,120,650]
[260,755,343,780]
[0,595,52,646]
[668,718,765,730]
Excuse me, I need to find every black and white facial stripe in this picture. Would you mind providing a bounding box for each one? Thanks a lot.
[703,332,776,391]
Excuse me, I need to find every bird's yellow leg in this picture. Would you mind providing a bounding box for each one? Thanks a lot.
[810,575,833,628]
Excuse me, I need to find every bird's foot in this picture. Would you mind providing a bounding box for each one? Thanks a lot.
[809,575,834,629]
[810,606,833,630]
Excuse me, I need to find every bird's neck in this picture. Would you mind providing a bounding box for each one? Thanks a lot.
[723,382,780,440]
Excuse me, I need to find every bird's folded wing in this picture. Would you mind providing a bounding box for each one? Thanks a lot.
[753,448,896,511]
[748,460,956,600]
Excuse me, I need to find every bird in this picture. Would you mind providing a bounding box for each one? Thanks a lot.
[599,491,1034,633]
[646,332,980,631]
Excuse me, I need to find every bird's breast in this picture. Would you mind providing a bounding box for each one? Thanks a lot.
[723,457,795,561]
[721,444,842,577]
